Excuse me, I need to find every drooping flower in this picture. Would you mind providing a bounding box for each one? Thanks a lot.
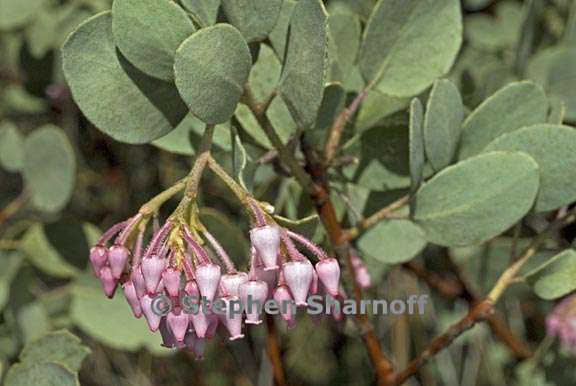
[283,260,314,306]
[250,225,281,270]
[239,280,268,324]
[315,257,341,297]
[547,294,576,352]
[141,254,166,294]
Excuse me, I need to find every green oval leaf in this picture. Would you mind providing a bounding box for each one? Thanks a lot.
[0,122,24,172]
[70,275,164,353]
[174,24,252,124]
[423,79,463,171]
[221,0,282,42]
[359,0,462,97]
[525,249,576,300]
[5,362,78,386]
[278,0,328,129]
[62,12,188,144]
[358,220,426,264]
[112,0,196,80]
[413,151,540,247]
[484,124,576,212]
[20,330,90,372]
[23,125,76,213]
[458,81,548,159]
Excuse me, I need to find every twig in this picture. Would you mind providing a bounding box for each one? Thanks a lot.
[0,189,31,230]
[324,89,369,165]
[242,88,396,385]
[342,195,410,241]
[394,208,576,384]
[265,315,287,386]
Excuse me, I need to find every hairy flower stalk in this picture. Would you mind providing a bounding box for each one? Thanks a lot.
[88,173,340,355]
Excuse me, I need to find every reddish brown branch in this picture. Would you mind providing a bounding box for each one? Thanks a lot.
[265,315,287,386]
[0,189,30,231]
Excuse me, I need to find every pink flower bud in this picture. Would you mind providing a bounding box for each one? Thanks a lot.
[355,265,372,289]
[90,246,108,277]
[239,280,268,324]
[140,294,162,331]
[163,268,181,298]
[220,272,249,298]
[195,263,221,302]
[219,297,244,341]
[250,225,281,270]
[141,255,166,294]
[546,294,576,350]
[159,317,184,348]
[108,245,130,279]
[315,258,340,297]
[122,280,142,318]
[283,260,313,306]
[167,309,190,342]
[99,266,117,298]
[131,266,147,298]
[273,285,295,323]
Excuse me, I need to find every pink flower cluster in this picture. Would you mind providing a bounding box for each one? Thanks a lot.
[547,293,576,353]
[89,208,345,358]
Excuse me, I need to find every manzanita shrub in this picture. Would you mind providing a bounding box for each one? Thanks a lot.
[3,0,576,385]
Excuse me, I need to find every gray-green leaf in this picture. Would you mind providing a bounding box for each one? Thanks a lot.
[409,98,425,194]
[413,151,540,247]
[4,362,78,386]
[458,81,548,159]
[359,0,462,97]
[221,0,282,42]
[0,122,25,172]
[22,125,76,213]
[174,24,252,124]
[112,0,196,80]
[20,330,90,372]
[525,249,576,300]
[278,0,328,129]
[358,220,426,264]
[423,79,463,171]
[180,0,221,26]
[62,12,188,144]
[483,124,576,212]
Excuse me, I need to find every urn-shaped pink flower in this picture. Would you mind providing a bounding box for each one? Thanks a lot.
[239,280,268,324]
[167,309,190,342]
[195,263,221,302]
[163,268,181,297]
[283,260,314,306]
[122,280,142,318]
[315,258,340,297]
[130,266,147,298]
[273,285,295,324]
[90,246,108,277]
[99,266,118,298]
[250,225,281,270]
[140,294,163,331]
[141,255,166,294]
[108,245,130,279]
[219,297,244,341]
[547,294,576,351]
[220,272,249,298]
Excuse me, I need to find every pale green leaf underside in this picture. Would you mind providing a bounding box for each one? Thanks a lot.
[409,98,425,193]
[359,0,462,97]
[458,81,548,159]
[423,79,463,171]
[414,151,540,247]
[525,249,576,300]
[20,330,90,372]
[5,362,78,386]
[62,12,188,144]
[359,220,426,264]
[279,0,328,129]
[221,0,282,42]
[174,24,252,124]
[483,124,576,212]
[0,122,25,172]
[22,125,76,213]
